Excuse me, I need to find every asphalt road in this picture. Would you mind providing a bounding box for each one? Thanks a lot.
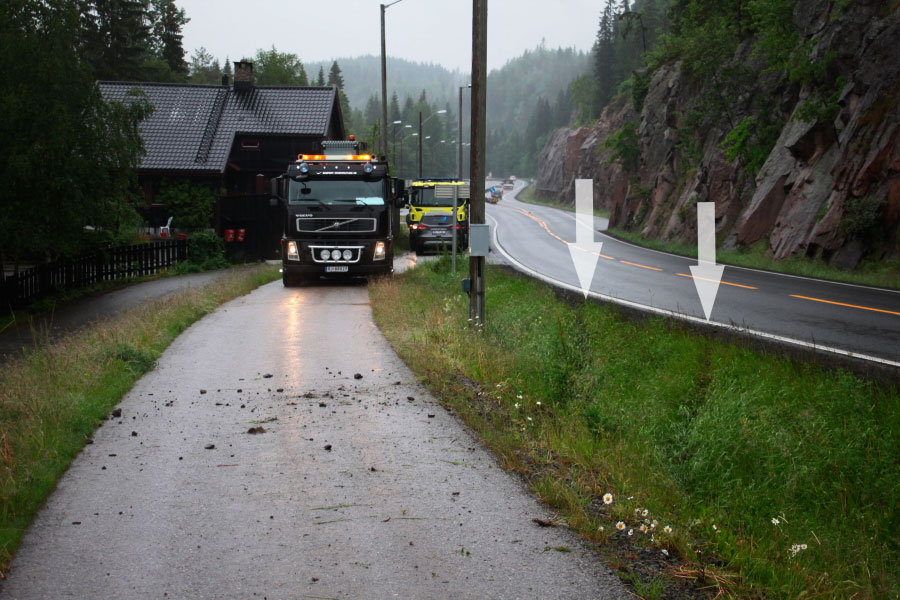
[487,182,900,367]
[0,261,625,599]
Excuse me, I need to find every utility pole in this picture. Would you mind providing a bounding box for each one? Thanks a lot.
[469,0,487,326]
[380,4,388,157]
[418,111,423,178]
[380,1,404,158]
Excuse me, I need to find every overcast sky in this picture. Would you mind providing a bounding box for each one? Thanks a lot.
[176,0,600,73]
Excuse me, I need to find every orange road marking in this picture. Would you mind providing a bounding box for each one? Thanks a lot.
[510,207,616,255]
[620,260,663,272]
[676,273,758,290]
[789,295,900,316]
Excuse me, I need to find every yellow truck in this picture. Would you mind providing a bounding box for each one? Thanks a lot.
[406,179,470,252]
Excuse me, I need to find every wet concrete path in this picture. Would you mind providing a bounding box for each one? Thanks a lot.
[0,269,625,599]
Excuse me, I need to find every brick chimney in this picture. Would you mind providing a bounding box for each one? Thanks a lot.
[234,61,253,92]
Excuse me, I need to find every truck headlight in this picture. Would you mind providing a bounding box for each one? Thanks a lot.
[374,241,386,261]
[287,241,299,261]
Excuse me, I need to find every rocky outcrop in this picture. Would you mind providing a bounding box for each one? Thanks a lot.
[535,0,900,268]
[536,96,635,213]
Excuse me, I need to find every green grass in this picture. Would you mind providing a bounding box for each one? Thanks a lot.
[370,258,900,599]
[516,185,611,218]
[608,228,900,290]
[0,264,280,568]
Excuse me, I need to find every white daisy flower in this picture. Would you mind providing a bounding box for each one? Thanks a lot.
[603,493,613,505]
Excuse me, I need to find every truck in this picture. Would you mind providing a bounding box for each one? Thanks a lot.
[406,178,469,253]
[271,139,405,286]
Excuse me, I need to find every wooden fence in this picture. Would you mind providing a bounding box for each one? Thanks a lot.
[1,239,188,309]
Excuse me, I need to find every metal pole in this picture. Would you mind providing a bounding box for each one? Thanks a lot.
[452,84,467,272]
[469,0,487,326]
[452,185,458,271]
[380,4,388,157]
[417,111,423,178]
[458,87,464,181]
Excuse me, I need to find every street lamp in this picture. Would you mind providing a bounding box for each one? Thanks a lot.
[398,128,416,180]
[391,120,402,170]
[418,109,447,177]
[380,0,405,157]
[458,84,472,180]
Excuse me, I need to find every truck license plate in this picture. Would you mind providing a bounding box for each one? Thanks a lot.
[325,266,349,273]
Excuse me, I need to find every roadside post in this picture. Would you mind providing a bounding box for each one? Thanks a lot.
[469,0,487,326]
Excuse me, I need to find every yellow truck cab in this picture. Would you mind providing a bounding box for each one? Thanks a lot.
[406,179,470,248]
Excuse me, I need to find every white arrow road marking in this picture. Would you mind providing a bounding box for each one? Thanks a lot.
[690,202,723,320]
[568,179,603,297]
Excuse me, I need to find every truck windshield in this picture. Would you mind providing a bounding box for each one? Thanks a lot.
[288,179,384,206]
[411,188,452,207]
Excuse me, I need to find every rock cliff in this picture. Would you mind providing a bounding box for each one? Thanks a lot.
[535,0,899,268]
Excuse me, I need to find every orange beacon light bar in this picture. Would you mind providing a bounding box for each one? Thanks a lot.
[298,154,374,161]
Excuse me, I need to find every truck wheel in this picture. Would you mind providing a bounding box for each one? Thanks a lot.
[282,272,297,287]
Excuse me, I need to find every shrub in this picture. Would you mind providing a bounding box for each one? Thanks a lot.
[183,232,228,271]
[156,179,216,232]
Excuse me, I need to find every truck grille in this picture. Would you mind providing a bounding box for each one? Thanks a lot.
[296,217,377,233]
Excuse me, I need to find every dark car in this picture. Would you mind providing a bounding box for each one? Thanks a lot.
[413,213,462,254]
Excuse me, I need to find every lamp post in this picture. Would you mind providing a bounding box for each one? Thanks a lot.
[398,124,412,179]
[418,109,447,177]
[380,0,405,157]
[458,84,471,181]
[453,83,470,271]
[391,120,402,171]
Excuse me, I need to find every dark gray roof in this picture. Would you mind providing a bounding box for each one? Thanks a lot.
[99,82,339,173]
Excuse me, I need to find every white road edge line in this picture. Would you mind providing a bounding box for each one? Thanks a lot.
[486,213,900,369]
[506,187,900,296]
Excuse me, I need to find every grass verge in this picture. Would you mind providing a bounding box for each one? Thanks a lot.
[0,263,280,567]
[370,257,899,599]
[516,185,611,218]
[607,228,900,290]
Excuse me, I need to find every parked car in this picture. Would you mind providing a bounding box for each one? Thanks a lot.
[413,213,464,254]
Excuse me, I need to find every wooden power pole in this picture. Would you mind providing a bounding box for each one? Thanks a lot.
[469,0,487,326]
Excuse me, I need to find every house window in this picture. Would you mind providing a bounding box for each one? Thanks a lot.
[241,139,260,150]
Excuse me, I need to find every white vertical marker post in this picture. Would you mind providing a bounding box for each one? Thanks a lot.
[567,179,603,297]
[689,202,724,320]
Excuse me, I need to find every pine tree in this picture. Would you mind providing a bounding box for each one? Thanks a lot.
[148,0,188,76]
[389,92,401,123]
[327,61,345,89]
[315,66,326,87]
[79,0,152,80]
[593,1,617,106]
[188,47,221,84]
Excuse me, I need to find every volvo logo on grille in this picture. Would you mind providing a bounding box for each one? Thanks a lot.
[295,217,377,233]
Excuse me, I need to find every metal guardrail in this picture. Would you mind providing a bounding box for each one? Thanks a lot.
[1,239,188,309]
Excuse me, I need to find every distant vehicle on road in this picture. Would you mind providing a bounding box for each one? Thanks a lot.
[502,181,514,191]
[489,188,501,203]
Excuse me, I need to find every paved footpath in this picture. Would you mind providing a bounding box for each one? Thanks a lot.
[0,259,627,599]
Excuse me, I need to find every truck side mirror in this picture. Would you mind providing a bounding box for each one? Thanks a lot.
[270,177,280,199]
[392,177,406,208]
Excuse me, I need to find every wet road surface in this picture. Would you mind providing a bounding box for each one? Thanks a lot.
[0,269,239,360]
[0,274,626,599]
